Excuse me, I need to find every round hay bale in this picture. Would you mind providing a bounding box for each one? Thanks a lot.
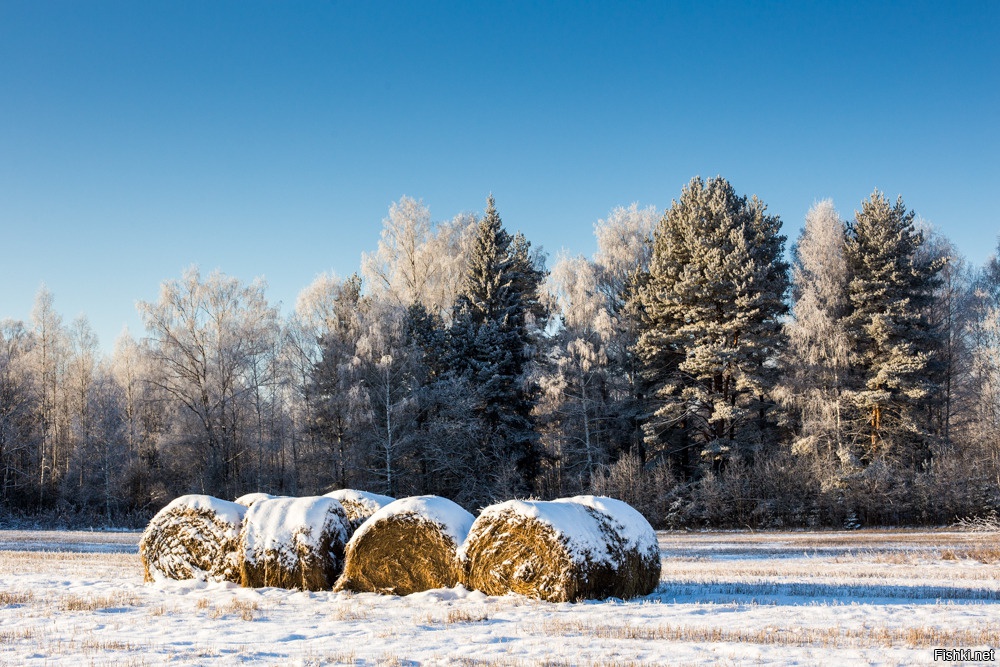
[234,492,282,507]
[460,498,655,602]
[139,494,246,584]
[238,496,351,591]
[334,495,474,595]
[323,489,396,532]
[556,495,661,598]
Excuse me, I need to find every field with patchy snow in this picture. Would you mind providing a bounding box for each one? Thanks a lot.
[2,529,999,665]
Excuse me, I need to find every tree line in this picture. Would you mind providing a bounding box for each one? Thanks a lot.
[2,177,998,528]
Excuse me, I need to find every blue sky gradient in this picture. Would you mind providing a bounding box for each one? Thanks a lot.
[2,1,997,349]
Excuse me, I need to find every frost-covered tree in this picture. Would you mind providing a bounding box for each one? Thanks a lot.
[362,196,477,318]
[594,204,658,458]
[593,203,658,316]
[282,273,343,492]
[968,241,1000,453]
[422,212,478,320]
[538,204,659,494]
[29,286,69,502]
[109,329,161,510]
[138,267,280,498]
[779,200,851,463]
[362,196,434,306]
[62,316,100,502]
[306,275,366,491]
[842,191,943,466]
[405,303,486,503]
[918,230,976,445]
[636,176,789,477]
[65,363,129,522]
[539,254,612,492]
[0,320,38,506]
[355,300,419,497]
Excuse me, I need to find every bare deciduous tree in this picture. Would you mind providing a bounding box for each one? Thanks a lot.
[138,267,279,498]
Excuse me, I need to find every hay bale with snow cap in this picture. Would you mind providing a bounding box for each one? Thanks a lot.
[334,495,474,595]
[234,492,282,508]
[460,498,658,602]
[139,494,246,583]
[323,489,395,532]
[238,496,351,591]
[557,495,661,598]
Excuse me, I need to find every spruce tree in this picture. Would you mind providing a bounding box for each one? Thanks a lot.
[308,275,364,489]
[448,195,546,497]
[842,191,943,466]
[635,176,789,477]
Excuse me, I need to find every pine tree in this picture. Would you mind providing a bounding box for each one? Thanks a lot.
[448,195,546,498]
[842,191,943,466]
[635,176,789,477]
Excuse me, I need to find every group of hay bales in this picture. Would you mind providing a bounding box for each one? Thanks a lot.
[140,491,660,602]
[140,492,388,591]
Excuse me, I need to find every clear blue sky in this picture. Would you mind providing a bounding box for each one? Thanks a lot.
[2,1,998,350]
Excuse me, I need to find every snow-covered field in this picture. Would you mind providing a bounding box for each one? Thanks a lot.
[2,529,999,666]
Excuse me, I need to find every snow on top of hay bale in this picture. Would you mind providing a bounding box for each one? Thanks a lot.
[163,494,246,527]
[234,492,282,507]
[323,489,395,531]
[458,499,615,566]
[334,495,474,595]
[325,489,395,511]
[357,495,474,547]
[555,495,661,598]
[555,495,659,557]
[239,496,351,591]
[241,496,350,569]
[140,494,246,584]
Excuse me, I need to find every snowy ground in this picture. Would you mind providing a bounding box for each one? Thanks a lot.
[2,529,999,665]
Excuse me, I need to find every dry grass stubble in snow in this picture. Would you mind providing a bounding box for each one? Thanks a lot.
[2,528,1000,665]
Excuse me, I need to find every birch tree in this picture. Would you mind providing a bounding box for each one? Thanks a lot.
[355,301,418,496]
[361,197,477,318]
[138,267,280,497]
[64,316,99,499]
[779,200,851,464]
[540,254,612,491]
[362,196,434,306]
[969,242,1000,455]
[0,320,38,505]
[594,203,658,458]
[110,329,160,509]
[29,286,68,503]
